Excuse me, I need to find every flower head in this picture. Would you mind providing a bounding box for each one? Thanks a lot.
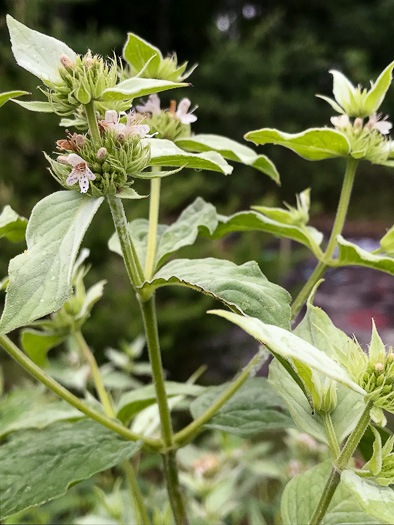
[66,154,96,193]
[317,61,394,118]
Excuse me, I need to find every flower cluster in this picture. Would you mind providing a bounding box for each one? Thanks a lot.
[135,94,198,141]
[48,110,151,196]
[344,323,394,414]
[44,51,118,116]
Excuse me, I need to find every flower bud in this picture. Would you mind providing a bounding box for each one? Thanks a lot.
[60,54,74,69]
[97,147,108,161]
[75,134,86,147]
[84,57,94,68]
[57,155,69,165]
[375,362,385,373]
[116,132,126,142]
[354,118,363,132]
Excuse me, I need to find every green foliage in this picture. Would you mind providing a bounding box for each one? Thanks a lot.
[0,205,27,242]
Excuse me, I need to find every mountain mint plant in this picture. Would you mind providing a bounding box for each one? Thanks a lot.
[1,13,394,525]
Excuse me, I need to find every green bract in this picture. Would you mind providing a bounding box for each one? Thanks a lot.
[0,89,29,108]
[123,32,196,82]
[317,61,394,118]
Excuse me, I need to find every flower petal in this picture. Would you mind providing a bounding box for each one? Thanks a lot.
[78,174,90,193]
[67,153,85,167]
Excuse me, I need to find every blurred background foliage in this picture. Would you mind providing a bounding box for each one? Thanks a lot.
[1,0,394,382]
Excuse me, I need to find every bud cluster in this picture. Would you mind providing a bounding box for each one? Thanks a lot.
[330,113,394,165]
[135,94,197,141]
[44,52,118,116]
[345,324,394,413]
[47,112,151,196]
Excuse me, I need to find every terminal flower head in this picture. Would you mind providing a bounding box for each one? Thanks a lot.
[317,61,394,118]
[66,154,96,193]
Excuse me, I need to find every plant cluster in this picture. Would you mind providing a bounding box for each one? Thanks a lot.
[1,14,394,525]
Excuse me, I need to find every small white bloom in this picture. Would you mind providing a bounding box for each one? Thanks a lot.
[176,98,198,124]
[330,114,350,129]
[66,153,96,193]
[103,110,151,139]
[135,94,161,115]
[366,113,392,135]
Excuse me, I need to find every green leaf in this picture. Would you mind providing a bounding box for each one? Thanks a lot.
[365,60,394,116]
[142,258,291,329]
[108,197,219,271]
[335,235,394,276]
[190,377,294,437]
[211,211,323,257]
[0,388,84,439]
[21,329,67,366]
[380,226,394,256]
[6,15,77,83]
[117,187,147,199]
[123,32,162,77]
[175,134,280,183]
[210,310,365,395]
[117,381,204,424]
[11,99,55,112]
[146,138,233,175]
[0,192,103,335]
[369,425,383,476]
[269,358,365,445]
[244,128,350,160]
[281,461,376,524]
[341,470,394,524]
[0,419,142,518]
[0,90,29,108]
[0,205,27,242]
[100,77,187,102]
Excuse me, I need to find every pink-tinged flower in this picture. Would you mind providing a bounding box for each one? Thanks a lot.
[365,113,392,135]
[103,110,151,139]
[330,114,350,129]
[66,154,96,193]
[176,98,198,124]
[135,94,161,115]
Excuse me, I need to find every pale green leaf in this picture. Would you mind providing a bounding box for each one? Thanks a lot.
[281,461,377,524]
[190,377,294,437]
[146,138,233,175]
[142,258,291,329]
[117,187,147,199]
[342,470,394,524]
[330,70,357,113]
[6,15,77,83]
[211,211,323,257]
[210,310,366,395]
[0,388,84,439]
[365,61,394,115]
[245,128,350,160]
[21,329,66,366]
[380,226,394,256]
[369,426,383,476]
[0,205,27,242]
[100,78,187,102]
[0,90,29,108]
[175,134,280,183]
[12,99,55,112]
[0,419,142,518]
[108,197,219,271]
[0,192,103,335]
[335,235,394,276]
[117,381,204,424]
[123,32,162,77]
[269,359,365,445]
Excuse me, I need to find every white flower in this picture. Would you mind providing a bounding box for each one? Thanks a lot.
[66,154,96,193]
[365,113,392,135]
[103,110,151,138]
[176,98,198,124]
[330,114,350,129]
[135,94,161,115]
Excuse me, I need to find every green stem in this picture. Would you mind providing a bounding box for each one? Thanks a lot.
[139,295,174,449]
[0,333,161,451]
[322,413,340,458]
[123,459,152,525]
[84,100,101,148]
[163,451,190,525]
[291,157,359,319]
[107,194,145,287]
[309,399,373,525]
[290,261,327,319]
[145,173,162,281]
[175,350,264,447]
[73,330,115,417]
[72,331,151,522]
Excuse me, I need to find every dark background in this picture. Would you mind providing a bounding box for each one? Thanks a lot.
[1,0,394,381]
